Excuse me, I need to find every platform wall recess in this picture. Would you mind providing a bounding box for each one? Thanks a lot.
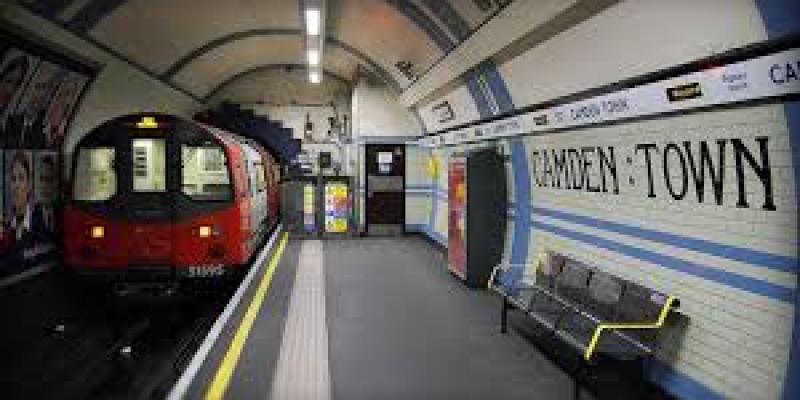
[525,104,796,400]
[412,102,798,400]
[403,0,799,397]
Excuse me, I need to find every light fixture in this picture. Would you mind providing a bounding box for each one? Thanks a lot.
[307,49,320,66]
[90,226,104,239]
[305,9,320,36]
[310,70,321,84]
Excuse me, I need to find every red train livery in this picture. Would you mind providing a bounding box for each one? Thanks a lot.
[63,113,280,284]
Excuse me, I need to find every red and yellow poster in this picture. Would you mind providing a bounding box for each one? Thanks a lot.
[448,157,466,279]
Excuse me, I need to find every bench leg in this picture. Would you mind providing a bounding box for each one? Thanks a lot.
[639,357,652,399]
[573,364,584,400]
[501,298,509,334]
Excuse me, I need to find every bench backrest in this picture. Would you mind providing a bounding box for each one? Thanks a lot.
[534,252,565,289]
[555,259,593,307]
[587,272,624,320]
[539,252,678,326]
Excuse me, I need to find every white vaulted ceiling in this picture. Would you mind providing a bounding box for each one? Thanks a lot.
[19,0,513,102]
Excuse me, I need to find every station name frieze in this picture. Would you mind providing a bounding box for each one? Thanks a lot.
[531,136,775,210]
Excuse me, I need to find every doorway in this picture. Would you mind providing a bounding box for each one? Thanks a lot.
[365,144,405,235]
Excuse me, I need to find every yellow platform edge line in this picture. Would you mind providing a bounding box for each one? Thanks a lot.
[205,232,289,400]
[584,296,678,361]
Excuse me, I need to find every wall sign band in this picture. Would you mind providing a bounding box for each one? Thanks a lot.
[417,47,800,147]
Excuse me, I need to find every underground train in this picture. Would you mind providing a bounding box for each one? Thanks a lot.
[63,113,280,286]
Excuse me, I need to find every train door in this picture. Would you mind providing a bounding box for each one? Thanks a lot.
[240,143,267,248]
[128,137,175,268]
[365,144,405,235]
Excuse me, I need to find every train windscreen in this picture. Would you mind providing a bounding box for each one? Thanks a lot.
[132,138,167,192]
[73,148,116,201]
[181,145,232,201]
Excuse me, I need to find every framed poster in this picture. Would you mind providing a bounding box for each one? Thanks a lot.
[448,156,467,280]
[0,27,97,279]
[324,182,349,233]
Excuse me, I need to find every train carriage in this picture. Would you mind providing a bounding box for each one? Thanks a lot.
[63,113,279,285]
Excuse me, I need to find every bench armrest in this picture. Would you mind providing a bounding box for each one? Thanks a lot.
[583,296,679,361]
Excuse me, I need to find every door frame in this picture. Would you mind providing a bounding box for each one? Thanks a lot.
[364,143,406,234]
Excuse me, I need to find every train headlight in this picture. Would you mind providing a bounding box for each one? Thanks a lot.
[90,226,104,239]
[198,226,212,238]
[198,225,221,238]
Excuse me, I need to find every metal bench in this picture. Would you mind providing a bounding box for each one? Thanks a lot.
[489,253,681,399]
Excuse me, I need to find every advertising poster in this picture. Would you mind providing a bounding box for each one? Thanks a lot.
[303,183,316,233]
[448,157,467,279]
[0,28,96,279]
[324,182,349,233]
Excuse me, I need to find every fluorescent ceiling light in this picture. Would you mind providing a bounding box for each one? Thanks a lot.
[309,70,321,84]
[307,49,320,66]
[305,9,320,36]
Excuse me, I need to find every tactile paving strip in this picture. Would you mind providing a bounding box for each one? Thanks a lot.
[270,240,331,400]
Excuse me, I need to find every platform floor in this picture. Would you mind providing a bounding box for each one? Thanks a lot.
[187,236,576,399]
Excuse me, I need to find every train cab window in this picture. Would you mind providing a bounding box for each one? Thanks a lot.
[132,139,167,192]
[73,148,117,201]
[182,145,232,201]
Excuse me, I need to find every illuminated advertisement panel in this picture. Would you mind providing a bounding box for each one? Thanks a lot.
[448,157,466,280]
[303,183,316,233]
[324,182,349,233]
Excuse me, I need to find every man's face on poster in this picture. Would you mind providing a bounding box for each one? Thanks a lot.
[27,76,56,115]
[0,61,27,110]
[11,157,31,219]
[47,80,78,131]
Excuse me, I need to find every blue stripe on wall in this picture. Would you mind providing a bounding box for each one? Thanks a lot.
[421,0,517,118]
[465,72,493,118]
[756,0,800,38]
[784,100,800,400]
[406,223,447,246]
[480,61,515,114]
[650,360,724,400]
[531,206,798,273]
[504,139,531,289]
[531,217,794,303]
[387,0,494,125]
[754,1,800,398]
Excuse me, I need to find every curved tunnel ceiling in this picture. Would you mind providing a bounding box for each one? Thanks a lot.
[20,0,513,101]
[208,65,352,105]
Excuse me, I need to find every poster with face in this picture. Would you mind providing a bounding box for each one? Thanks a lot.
[9,60,64,149]
[34,151,56,238]
[0,28,96,278]
[5,150,35,246]
[0,50,38,145]
[44,73,87,149]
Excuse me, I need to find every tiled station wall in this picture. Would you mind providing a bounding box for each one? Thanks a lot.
[403,1,799,399]
[412,104,798,400]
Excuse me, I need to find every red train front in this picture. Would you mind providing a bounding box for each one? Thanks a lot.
[63,113,279,286]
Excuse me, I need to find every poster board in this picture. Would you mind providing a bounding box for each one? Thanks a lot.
[0,27,97,279]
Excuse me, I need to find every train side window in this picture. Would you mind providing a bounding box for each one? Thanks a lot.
[73,148,116,201]
[132,138,167,192]
[181,145,232,201]
[254,161,266,193]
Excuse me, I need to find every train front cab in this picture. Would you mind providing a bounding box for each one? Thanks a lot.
[63,114,253,283]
